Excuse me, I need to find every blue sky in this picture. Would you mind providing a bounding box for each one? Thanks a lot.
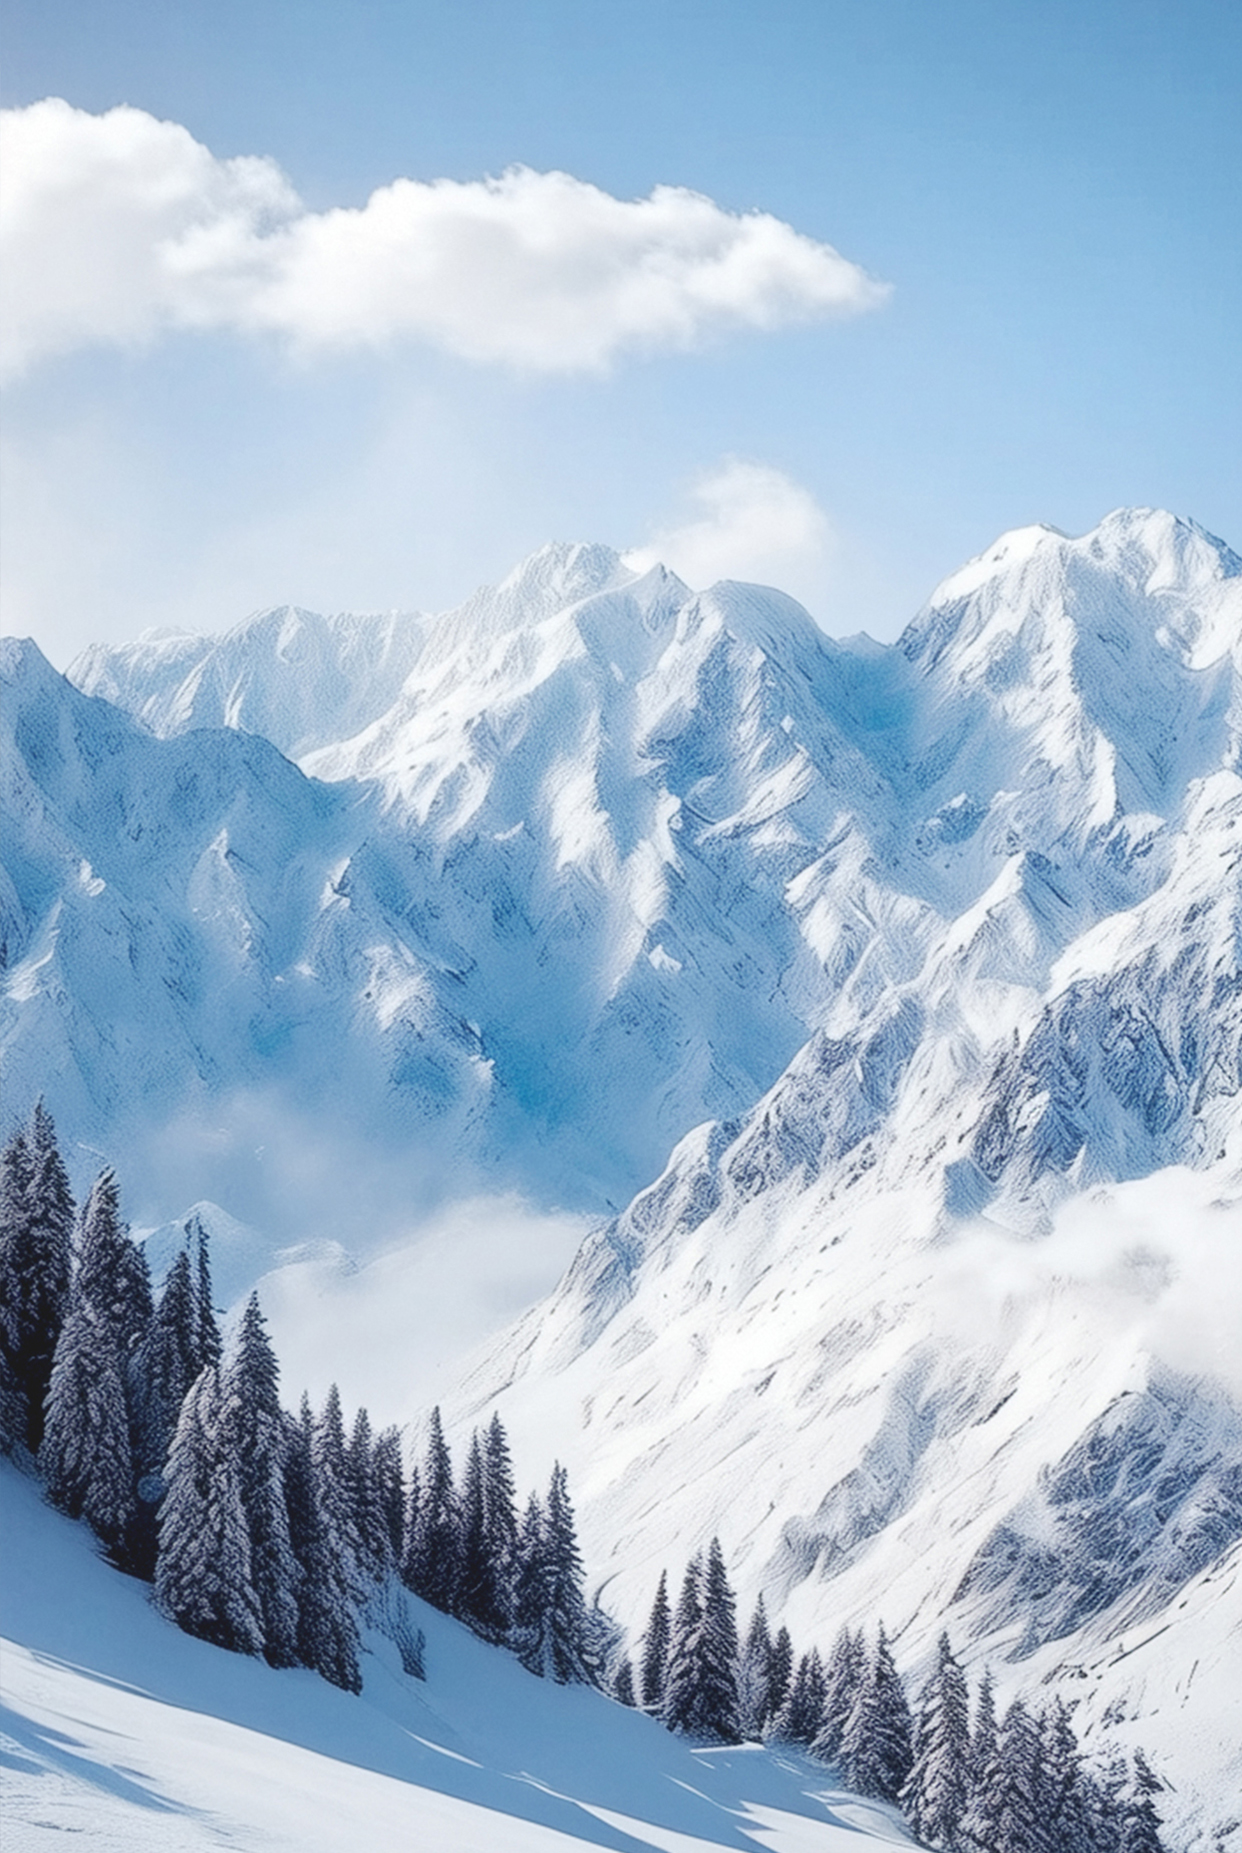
[2,0,1239,664]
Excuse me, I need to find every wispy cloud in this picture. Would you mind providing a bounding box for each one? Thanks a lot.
[0,99,890,381]
[624,457,835,605]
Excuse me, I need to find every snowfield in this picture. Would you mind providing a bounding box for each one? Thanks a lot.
[0,1463,913,1852]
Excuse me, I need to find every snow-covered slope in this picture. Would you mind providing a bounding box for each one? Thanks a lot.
[0,1460,913,1853]
[0,637,493,1241]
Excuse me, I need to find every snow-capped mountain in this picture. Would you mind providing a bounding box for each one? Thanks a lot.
[4,507,1241,1835]
[32,508,1239,1229]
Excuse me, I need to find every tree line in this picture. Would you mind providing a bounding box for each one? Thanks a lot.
[634,1552,1167,1852]
[1,1103,1169,1852]
[0,1103,597,1695]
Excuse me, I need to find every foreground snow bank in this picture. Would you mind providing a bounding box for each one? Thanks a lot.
[0,1464,912,1852]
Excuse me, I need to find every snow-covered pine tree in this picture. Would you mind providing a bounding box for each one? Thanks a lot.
[0,1125,33,1457]
[640,1568,671,1712]
[313,1383,365,1599]
[661,1556,703,1734]
[284,1394,361,1693]
[512,1490,548,1675]
[372,1424,406,1566]
[959,1666,1002,1851]
[0,1104,74,1456]
[223,1295,300,1668]
[659,1543,741,1741]
[133,1249,198,1476]
[457,1428,506,1638]
[988,1696,1053,1853]
[767,1623,794,1725]
[483,1411,519,1632]
[190,1214,222,1370]
[154,1365,264,1656]
[738,1594,773,1739]
[810,1626,865,1764]
[76,1169,152,1350]
[900,1631,971,1848]
[1121,1751,1167,1853]
[406,1405,460,1613]
[1078,1751,1126,1853]
[582,1591,627,1692]
[770,1646,826,1745]
[399,1462,422,1587]
[540,1462,589,1685]
[840,1626,914,1805]
[129,1246,203,1575]
[1038,1700,1097,1853]
[39,1300,135,1557]
[347,1406,393,1586]
[694,1537,742,1742]
[613,1656,636,1706]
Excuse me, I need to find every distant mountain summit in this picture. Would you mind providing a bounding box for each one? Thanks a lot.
[5,509,1239,1235]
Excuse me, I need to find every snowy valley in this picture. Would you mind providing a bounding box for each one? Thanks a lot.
[3,507,1241,1849]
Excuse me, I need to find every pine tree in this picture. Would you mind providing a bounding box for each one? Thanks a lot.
[1083,1749,1130,1853]
[405,1406,460,1613]
[1122,1752,1166,1853]
[0,1126,33,1456]
[659,1543,741,1741]
[900,1632,971,1848]
[0,1105,74,1455]
[988,1697,1050,1853]
[511,1468,589,1684]
[284,1394,361,1693]
[313,1383,364,1598]
[640,1569,672,1712]
[191,1214,222,1370]
[76,1170,151,1349]
[223,1295,300,1668]
[767,1624,794,1726]
[693,1537,742,1742]
[399,1463,422,1587]
[483,1411,519,1631]
[129,1247,202,1575]
[540,1463,589,1684]
[512,1491,548,1673]
[372,1425,406,1565]
[738,1594,773,1739]
[770,1646,826,1746]
[661,1556,703,1733]
[154,1366,264,1656]
[582,1592,627,1692]
[133,1249,199,1477]
[841,1626,913,1805]
[811,1626,865,1765]
[458,1428,505,1638]
[39,1301,135,1557]
[960,1667,1002,1850]
[347,1407,393,1585]
[1039,1700,1096,1853]
[613,1656,636,1706]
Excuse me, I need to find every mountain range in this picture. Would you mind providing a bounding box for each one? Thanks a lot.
[3,505,1240,1843]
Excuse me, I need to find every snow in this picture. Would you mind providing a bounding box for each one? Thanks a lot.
[0,1462,913,1853]
[5,507,1242,1843]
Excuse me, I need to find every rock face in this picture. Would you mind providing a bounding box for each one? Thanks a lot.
[4,508,1242,1830]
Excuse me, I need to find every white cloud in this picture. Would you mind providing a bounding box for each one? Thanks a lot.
[623,457,835,606]
[0,99,889,381]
